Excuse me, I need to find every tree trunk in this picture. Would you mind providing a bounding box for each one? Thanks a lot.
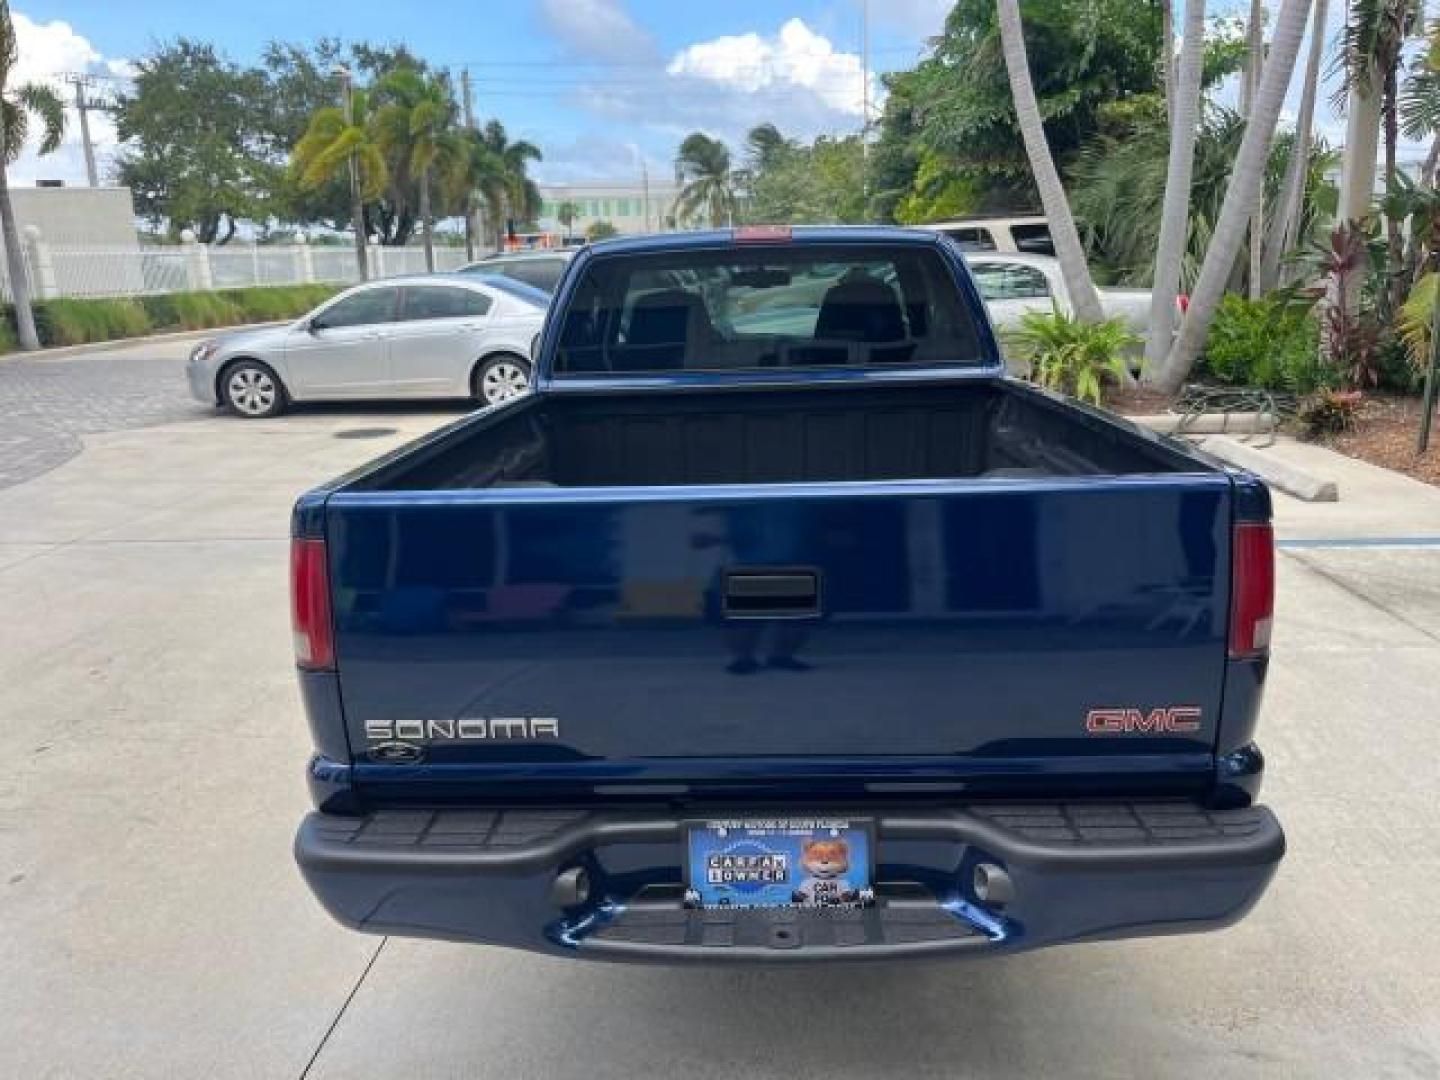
[420,168,435,273]
[1383,58,1404,316]
[1161,0,1177,126]
[1245,0,1265,299]
[0,158,40,351]
[1143,0,1209,381]
[1423,133,1440,188]
[349,157,369,282]
[1261,0,1325,291]
[1339,72,1383,224]
[996,0,1105,324]
[463,193,476,262]
[1152,0,1313,394]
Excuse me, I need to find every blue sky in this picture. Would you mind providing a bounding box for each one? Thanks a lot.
[9,0,1395,191]
[11,0,952,186]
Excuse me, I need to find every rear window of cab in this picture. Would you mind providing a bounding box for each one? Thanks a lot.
[552,246,988,376]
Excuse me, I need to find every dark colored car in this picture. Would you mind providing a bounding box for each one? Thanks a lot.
[291,227,1283,963]
[458,250,576,295]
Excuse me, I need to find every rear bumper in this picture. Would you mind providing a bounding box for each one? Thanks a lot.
[295,799,1283,963]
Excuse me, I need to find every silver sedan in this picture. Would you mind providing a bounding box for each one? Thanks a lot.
[186,275,548,418]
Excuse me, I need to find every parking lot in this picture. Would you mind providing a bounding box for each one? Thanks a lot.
[2,340,1439,1078]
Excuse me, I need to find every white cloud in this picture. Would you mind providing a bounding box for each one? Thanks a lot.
[537,0,658,62]
[8,13,129,186]
[667,18,875,118]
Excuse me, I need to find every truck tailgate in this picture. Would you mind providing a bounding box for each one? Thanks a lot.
[324,474,1233,795]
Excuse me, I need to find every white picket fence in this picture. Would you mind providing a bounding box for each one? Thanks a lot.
[1,237,472,303]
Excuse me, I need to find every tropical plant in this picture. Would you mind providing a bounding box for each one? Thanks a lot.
[1145,0,1209,376]
[1396,269,1440,376]
[474,120,542,249]
[872,0,1164,217]
[1155,0,1314,395]
[1337,0,1422,315]
[1073,109,1337,288]
[1297,387,1364,434]
[586,220,619,241]
[996,0,1106,325]
[371,67,463,271]
[1401,20,1440,184]
[1318,222,1385,387]
[0,0,66,351]
[1203,292,1325,390]
[1262,0,1328,291]
[556,200,579,238]
[1005,310,1139,404]
[290,84,386,281]
[673,134,737,228]
[674,132,736,228]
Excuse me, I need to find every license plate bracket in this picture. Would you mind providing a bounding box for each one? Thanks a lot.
[684,817,873,910]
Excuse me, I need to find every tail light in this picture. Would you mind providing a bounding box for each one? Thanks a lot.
[734,225,792,243]
[1229,523,1274,658]
[291,538,335,671]
[1177,294,1190,314]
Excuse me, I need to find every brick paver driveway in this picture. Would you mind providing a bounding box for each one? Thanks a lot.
[0,340,205,489]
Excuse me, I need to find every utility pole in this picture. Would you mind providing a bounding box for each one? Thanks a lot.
[460,68,483,259]
[334,65,368,282]
[67,75,101,187]
[861,0,870,209]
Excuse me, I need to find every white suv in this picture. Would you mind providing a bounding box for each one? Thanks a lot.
[922,216,1054,256]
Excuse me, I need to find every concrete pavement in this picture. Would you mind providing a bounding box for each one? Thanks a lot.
[1,346,1439,1077]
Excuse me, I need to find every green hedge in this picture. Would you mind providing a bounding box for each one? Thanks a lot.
[2,284,341,350]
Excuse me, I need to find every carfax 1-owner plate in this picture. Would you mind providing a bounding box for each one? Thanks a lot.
[685,818,873,910]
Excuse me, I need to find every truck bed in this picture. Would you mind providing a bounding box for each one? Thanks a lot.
[347,380,1194,492]
[309,376,1252,803]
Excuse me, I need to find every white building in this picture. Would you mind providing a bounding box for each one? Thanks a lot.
[535,180,684,237]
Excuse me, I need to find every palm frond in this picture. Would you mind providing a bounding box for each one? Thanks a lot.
[15,82,64,154]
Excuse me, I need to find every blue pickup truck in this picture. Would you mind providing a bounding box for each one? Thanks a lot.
[292,227,1282,962]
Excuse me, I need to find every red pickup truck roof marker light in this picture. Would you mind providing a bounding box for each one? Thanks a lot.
[733,225,792,243]
[1229,523,1274,658]
[291,538,335,671]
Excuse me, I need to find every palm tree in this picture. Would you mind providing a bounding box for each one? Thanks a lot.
[291,85,387,282]
[1143,0,1209,379]
[448,127,504,259]
[1401,23,1440,186]
[373,68,463,272]
[557,200,579,239]
[674,132,735,228]
[0,0,65,351]
[1338,0,1421,313]
[1244,0,1266,298]
[746,123,790,170]
[1262,0,1328,290]
[1154,0,1314,394]
[476,121,542,249]
[995,0,1104,324]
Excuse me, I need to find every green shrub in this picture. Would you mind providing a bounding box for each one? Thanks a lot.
[1297,388,1363,436]
[139,291,240,330]
[32,299,152,346]
[1,285,346,353]
[1203,293,1325,392]
[219,285,337,322]
[1004,310,1139,405]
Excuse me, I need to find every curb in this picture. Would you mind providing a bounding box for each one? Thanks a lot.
[1199,435,1340,502]
[1128,412,1276,435]
[0,321,288,363]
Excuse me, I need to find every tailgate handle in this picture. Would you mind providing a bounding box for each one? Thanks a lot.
[722,570,821,619]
